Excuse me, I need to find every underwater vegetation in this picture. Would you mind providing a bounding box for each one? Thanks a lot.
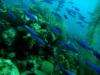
[0,0,100,75]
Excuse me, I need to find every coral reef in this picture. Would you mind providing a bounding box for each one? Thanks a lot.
[0,1,100,75]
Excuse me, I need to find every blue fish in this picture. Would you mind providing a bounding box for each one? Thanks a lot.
[42,0,54,4]
[64,14,68,19]
[77,21,82,25]
[78,13,86,21]
[60,40,78,53]
[68,1,74,4]
[77,21,85,27]
[52,11,62,20]
[58,0,65,7]
[75,39,93,50]
[88,12,94,16]
[84,60,100,74]
[7,10,17,22]
[57,65,75,75]
[48,25,62,36]
[66,8,77,17]
[56,0,65,11]
[30,0,36,3]
[23,25,45,46]
[24,10,37,22]
[72,6,80,11]
[93,50,100,60]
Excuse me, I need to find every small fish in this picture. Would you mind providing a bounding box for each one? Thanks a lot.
[42,0,54,4]
[68,1,74,4]
[80,24,85,28]
[24,10,37,22]
[48,25,61,36]
[52,11,61,18]
[93,50,100,60]
[75,39,93,50]
[72,6,80,11]
[88,12,94,16]
[84,21,90,24]
[52,11,62,21]
[78,13,86,21]
[66,8,77,17]
[30,0,36,3]
[58,0,65,7]
[84,60,100,74]
[77,21,85,27]
[56,0,65,11]
[60,40,78,53]
[57,65,75,75]
[7,10,17,22]
[23,25,45,46]
[77,21,82,25]
[64,14,68,19]
[77,21,85,28]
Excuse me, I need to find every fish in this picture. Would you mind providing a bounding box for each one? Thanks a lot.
[77,21,85,27]
[58,0,65,7]
[24,10,37,22]
[72,6,80,11]
[93,50,100,60]
[88,12,94,16]
[75,39,93,50]
[52,11,62,21]
[80,24,85,28]
[64,14,68,19]
[68,1,74,4]
[7,10,17,22]
[84,21,90,24]
[30,0,36,3]
[56,0,65,11]
[78,13,86,21]
[23,25,45,46]
[48,25,62,36]
[42,0,54,4]
[77,21,82,25]
[66,8,77,17]
[77,22,85,28]
[84,60,100,74]
[59,40,78,53]
[57,65,75,75]
[52,11,61,18]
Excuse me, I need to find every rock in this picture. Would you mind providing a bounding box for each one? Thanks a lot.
[41,61,54,74]
[35,70,46,75]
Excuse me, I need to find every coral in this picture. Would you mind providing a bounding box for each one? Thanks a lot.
[0,59,20,75]
[1,27,17,46]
